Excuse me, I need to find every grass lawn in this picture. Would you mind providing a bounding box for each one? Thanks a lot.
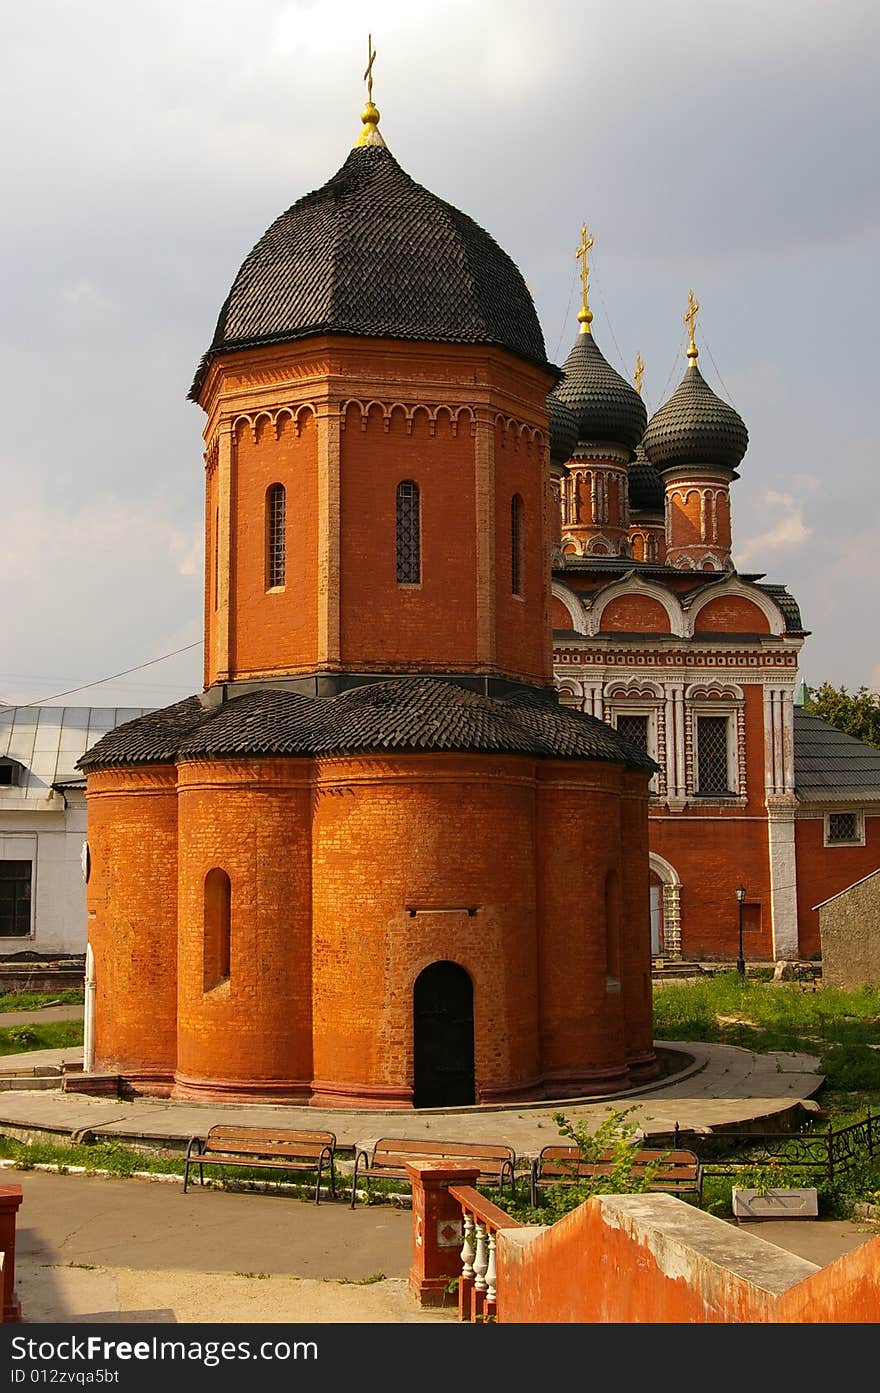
[0,990,84,1012]
[653,971,880,1120]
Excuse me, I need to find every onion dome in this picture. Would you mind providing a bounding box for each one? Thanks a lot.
[643,361,748,473]
[628,444,665,512]
[547,391,578,464]
[644,294,748,473]
[553,333,648,454]
[190,142,552,399]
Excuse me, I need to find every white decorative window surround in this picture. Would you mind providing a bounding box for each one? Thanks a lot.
[606,682,664,796]
[685,683,746,802]
[824,811,865,847]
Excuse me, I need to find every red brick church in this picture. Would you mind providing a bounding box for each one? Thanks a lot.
[549,278,880,963]
[78,84,659,1106]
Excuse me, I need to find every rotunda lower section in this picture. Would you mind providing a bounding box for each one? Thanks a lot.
[85,750,659,1106]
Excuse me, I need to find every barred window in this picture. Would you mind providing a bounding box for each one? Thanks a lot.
[696,715,732,795]
[511,493,524,595]
[266,484,286,589]
[396,480,420,584]
[0,861,32,937]
[616,714,649,758]
[827,812,860,845]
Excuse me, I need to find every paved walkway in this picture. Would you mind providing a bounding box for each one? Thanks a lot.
[0,1039,824,1158]
[0,1024,848,1326]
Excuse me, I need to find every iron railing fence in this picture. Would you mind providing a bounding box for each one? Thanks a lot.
[670,1111,880,1184]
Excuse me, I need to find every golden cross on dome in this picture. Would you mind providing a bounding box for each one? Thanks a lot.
[575,224,594,334]
[354,33,387,149]
[364,33,377,103]
[684,289,700,363]
[634,351,645,396]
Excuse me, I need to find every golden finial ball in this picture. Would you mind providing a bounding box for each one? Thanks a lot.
[361,101,380,126]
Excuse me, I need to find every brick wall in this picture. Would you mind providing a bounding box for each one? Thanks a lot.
[796,816,880,960]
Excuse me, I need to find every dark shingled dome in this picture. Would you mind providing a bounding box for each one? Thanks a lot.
[190,145,552,399]
[628,443,665,513]
[547,391,578,464]
[77,678,655,773]
[643,363,748,474]
[553,333,647,454]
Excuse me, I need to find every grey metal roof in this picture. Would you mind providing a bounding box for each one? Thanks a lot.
[794,710,880,802]
[78,678,656,773]
[190,145,554,400]
[0,705,150,804]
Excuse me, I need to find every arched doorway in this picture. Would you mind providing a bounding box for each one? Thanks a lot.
[413,961,475,1108]
[649,853,682,959]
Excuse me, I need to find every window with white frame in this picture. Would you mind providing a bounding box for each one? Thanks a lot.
[607,696,661,795]
[695,715,734,795]
[824,811,864,847]
[0,860,32,937]
[616,714,650,759]
[686,685,744,799]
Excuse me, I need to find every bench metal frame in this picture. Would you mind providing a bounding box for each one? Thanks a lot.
[183,1126,337,1205]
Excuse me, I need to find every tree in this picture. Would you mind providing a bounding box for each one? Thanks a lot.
[803,683,880,750]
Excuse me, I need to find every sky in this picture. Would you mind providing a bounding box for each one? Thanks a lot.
[2,0,878,709]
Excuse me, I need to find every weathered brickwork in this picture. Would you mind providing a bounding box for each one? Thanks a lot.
[599,595,671,634]
[85,317,657,1106]
[86,753,654,1104]
[795,817,880,960]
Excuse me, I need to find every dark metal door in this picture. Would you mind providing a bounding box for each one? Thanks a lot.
[413,961,475,1108]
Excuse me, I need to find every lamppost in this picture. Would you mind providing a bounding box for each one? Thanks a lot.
[735,884,747,977]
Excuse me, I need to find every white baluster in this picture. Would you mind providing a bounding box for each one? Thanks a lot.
[473,1219,489,1292]
[461,1211,475,1280]
[485,1228,497,1304]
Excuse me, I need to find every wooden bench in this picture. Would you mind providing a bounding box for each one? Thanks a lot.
[529,1145,703,1209]
[350,1137,517,1207]
[183,1125,337,1204]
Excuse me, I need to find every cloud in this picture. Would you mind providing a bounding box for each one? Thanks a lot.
[735,502,811,568]
[60,280,110,310]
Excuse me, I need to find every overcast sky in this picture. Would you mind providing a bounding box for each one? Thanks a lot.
[2,0,878,709]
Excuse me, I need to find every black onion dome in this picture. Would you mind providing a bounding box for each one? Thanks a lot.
[628,443,665,512]
[553,333,647,454]
[190,145,552,399]
[643,363,748,474]
[547,391,578,464]
[77,678,655,773]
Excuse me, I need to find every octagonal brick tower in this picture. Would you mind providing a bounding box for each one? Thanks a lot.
[80,93,659,1107]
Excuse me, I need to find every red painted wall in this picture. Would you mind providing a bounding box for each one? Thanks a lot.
[795,813,880,958]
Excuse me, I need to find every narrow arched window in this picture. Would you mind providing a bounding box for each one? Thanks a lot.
[213,506,219,611]
[266,484,286,589]
[204,868,231,990]
[396,480,420,584]
[511,493,524,595]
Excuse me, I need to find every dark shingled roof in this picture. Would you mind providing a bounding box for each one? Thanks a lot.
[547,391,578,464]
[794,710,880,802]
[190,145,553,400]
[78,678,655,773]
[643,363,748,474]
[756,583,807,635]
[628,443,665,512]
[553,333,647,454]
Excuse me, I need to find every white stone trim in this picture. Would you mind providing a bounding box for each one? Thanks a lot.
[589,575,685,638]
[767,809,799,958]
[685,578,787,638]
[551,581,588,634]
